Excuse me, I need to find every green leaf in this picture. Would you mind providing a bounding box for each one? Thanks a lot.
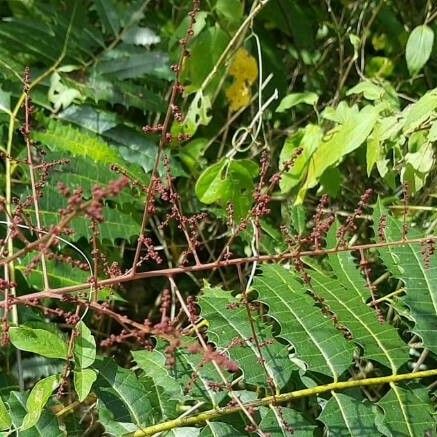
[200,422,241,436]
[366,135,380,176]
[0,396,11,431]
[373,200,437,353]
[169,338,231,406]
[347,80,385,101]
[403,89,437,133]
[131,350,183,401]
[16,261,88,291]
[183,26,229,92]
[21,375,60,431]
[215,0,243,29]
[253,265,354,377]
[405,25,434,76]
[279,124,323,193]
[9,327,68,360]
[94,0,121,35]
[195,159,258,219]
[319,393,381,436]
[58,105,117,134]
[33,119,122,166]
[260,406,316,436]
[95,50,171,81]
[74,322,96,369]
[0,88,11,115]
[93,358,155,429]
[7,391,62,437]
[74,369,97,403]
[309,230,409,371]
[299,105,378,202]
[378,384,434,436]
[199,285,294,388]
[276,92,318,112]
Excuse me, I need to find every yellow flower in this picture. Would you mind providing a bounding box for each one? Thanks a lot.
[229,47,258,85]
[226,47,258,112]
[226,79,250,112]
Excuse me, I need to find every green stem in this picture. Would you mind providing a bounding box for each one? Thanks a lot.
[125,368,437,436]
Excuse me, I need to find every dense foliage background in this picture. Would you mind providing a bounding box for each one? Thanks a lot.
[0,0,436,435]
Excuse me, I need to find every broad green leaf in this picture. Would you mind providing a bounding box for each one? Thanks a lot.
[309,229,409,371]
[33,119,122,166]
[0,396,11,431]
[319,393,381,436]
[93,358,155,429]
[403,89,437,133]
[254,265,354,377]
[373,200,437,353]
[279,124,323,193]
[95,50,171,81]
[24,184,140,243]
[405,25,434,76]
[195,159,258,220]
[347,80,386,100]
[7,391,62,437]
[21,375,60,431]
[16,255,89,290]
[276,92,318,112]
[9,327,67,360]
[131,350,183,400]
[215,0,243,29]
[299,105,378,202]
[366,135,380,176]
[85,73,165,112]
[169,338,231,406]
[183,26,229,92]
[260,406,317,436]
[58,105,117,134]
[175,91,212,137]
[199,285,294,389]
[378,384,434,436]
[74,322,96,369]
[200,422,241,436]
[74,369,97,403]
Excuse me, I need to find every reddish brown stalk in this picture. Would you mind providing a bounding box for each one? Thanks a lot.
[3,236,434,306]
[131,1,200,273]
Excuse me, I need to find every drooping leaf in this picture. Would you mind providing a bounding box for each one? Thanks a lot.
[199,284,294,389]
[74,368,97,403]
[319,393,381,436]
[405,25,434,76]
[403,89,437,133]
[74,321,96,369]
[21,375,61,431]
[373,200,437,353]
[9,327,68,360]
[253,265,354,377]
